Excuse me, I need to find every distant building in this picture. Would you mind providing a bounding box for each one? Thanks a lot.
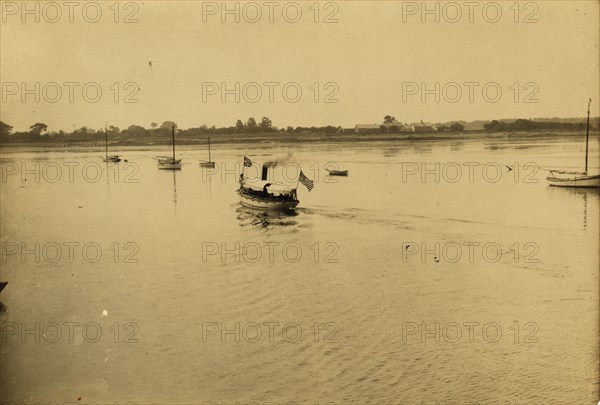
[354,124,381,134]
[413,125,436,132]
[413,120,437,133]
[382,120,415,132]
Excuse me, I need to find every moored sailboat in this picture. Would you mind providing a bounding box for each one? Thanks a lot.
[199,136,215,168]
[102,123,121,163]
[157,125,182,170]
[546,99,599,188]
[545,171,600,187]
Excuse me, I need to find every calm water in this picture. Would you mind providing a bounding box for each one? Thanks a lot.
[1,137,598,404]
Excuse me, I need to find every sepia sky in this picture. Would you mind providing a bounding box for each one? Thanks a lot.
[1,0,599,132]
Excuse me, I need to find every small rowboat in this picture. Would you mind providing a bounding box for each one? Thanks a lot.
[103,155,121,163]
[326,168,348,176]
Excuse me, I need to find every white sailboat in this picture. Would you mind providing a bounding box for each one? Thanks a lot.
[157,125,182,170]
[102,123,121,163]
[199,137,215,168]
[547,99,599,188]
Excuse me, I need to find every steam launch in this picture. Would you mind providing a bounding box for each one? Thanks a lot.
[237,157,313,211]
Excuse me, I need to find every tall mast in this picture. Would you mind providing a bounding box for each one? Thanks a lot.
[172,125,176,161]
[208,137,211,162]
[585,98,591,174]
[105,122,108,158]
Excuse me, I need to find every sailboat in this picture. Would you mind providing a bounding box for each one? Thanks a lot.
[102,123,121,162]
[199,136,215,168]
[157,125,182,170]
[546,99,600,188]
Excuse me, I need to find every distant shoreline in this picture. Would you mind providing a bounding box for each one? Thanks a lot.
[1,129,598,153]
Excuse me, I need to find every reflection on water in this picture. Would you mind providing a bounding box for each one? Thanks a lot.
[547,186,599,230]
[235,204,300,230]
[172,170,178,204]
[382,145,401,157]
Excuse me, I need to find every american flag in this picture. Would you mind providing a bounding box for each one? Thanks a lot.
[298,171,314,192]
[244,156,253,167]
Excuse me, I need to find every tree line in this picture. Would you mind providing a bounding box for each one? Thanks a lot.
[1,116,596,144]
[0,117,347,144]
[482,119,593,132]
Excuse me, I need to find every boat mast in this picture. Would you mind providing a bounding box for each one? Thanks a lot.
[585,98,591,174]
[172,124,176,161]
[208,137,211,162]
[105,122,108,158]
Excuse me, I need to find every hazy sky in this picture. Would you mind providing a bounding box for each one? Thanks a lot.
[1,0,599,131]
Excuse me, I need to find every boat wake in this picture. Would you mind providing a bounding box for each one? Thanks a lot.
[304,204,567,234]
[235,205,303,231]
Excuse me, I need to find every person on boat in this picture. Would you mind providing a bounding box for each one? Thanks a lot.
[262,183,272,197]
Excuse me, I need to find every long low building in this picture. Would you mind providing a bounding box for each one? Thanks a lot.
[413,124,437,132]
[413,120,437,132]
[354,124,381,134]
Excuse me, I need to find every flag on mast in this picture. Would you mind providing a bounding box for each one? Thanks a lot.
[244,156,253,167]
[298,171,314,191]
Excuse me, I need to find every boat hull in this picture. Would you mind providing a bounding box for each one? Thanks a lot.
[157,158,181,164]
[547,174,600,188]
[158,163,182,170]
[199,161,216,168]
[238,191,299,211]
